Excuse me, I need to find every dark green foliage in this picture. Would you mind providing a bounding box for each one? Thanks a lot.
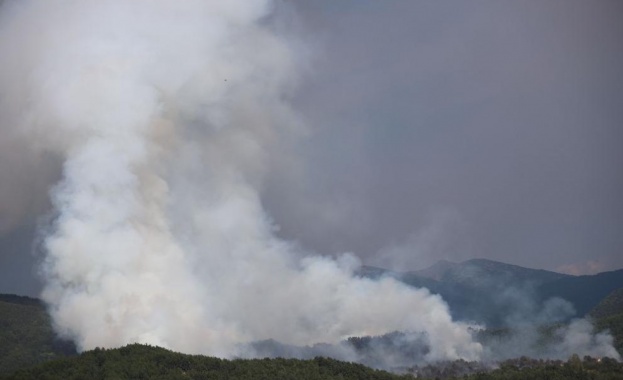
[591,288,623,320]
[3,275,623,380]
[595,312,623,354]
[0,296,76,376]
[1,344,413,380]
[3,345,623,380]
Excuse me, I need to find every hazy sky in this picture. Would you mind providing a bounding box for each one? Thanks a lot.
[1,0,622,296]
[265,0,623,274]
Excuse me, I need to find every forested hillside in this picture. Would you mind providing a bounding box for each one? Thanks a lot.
[2,344,622,380]
[2,344,411,380]
[2,268,623,377]
[595,312,623,354]
[0,295,75,375]
[539,270,623,318]
[591,288,623,320]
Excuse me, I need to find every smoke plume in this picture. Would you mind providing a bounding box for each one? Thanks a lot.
[0,0,482,363]
[478,297,621,361]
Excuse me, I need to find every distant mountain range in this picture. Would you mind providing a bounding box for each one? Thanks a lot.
[1,258,623,376]
[359,258,623,326]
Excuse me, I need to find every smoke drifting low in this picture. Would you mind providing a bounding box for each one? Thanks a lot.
[478,297,620,362]
[0,0,482,363]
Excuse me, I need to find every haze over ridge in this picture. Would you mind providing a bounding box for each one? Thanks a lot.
[0,0,620,367]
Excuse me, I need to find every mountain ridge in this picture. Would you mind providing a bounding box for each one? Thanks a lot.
[411,258,571,284]
[2,258,623,376]
[359,259,623,326]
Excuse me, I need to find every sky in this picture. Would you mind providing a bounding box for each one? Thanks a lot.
[1,0,622,296]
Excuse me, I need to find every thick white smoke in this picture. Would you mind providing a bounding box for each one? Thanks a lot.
[0,0,483,362]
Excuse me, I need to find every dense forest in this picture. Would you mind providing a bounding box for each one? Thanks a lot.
[0,295,75,375]
[2,344,412,380]
[595,313,623,354]
[591,287,623,354]
[1,285,622,379]
[2,344,622,380]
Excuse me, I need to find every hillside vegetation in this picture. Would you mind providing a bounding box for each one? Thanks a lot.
[2,344,411,380]
[539,271,623,318]
[594,312,623,354]
[591,288,623,320]
[464,355,623,380]
[2,261,623,377]
[0,295,76,376]
[2,344,623,380]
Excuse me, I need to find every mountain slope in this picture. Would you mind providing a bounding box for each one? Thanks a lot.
[398,259,574,326]
[3,343,623,380]
[538,270,623,318]
[0,295,76,376]
[1,344,411,380]
[361,260,623,327]
[590,288,623,319]
[414,258,569,285]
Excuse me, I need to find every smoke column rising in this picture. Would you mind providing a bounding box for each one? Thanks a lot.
[0,0,482,362]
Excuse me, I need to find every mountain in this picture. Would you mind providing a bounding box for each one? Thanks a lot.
[1,344,411,380]
[0,295,76,376]
[2,259,623,376]
[413,259,569,284]
[360,259,623,327]
[3,343,622,380]
[590,288,623,320]
[538,270,623,318]
[591,288,623,354]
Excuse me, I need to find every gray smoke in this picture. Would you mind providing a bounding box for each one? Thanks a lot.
[477,295,620,361]
[0,0,482,363]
